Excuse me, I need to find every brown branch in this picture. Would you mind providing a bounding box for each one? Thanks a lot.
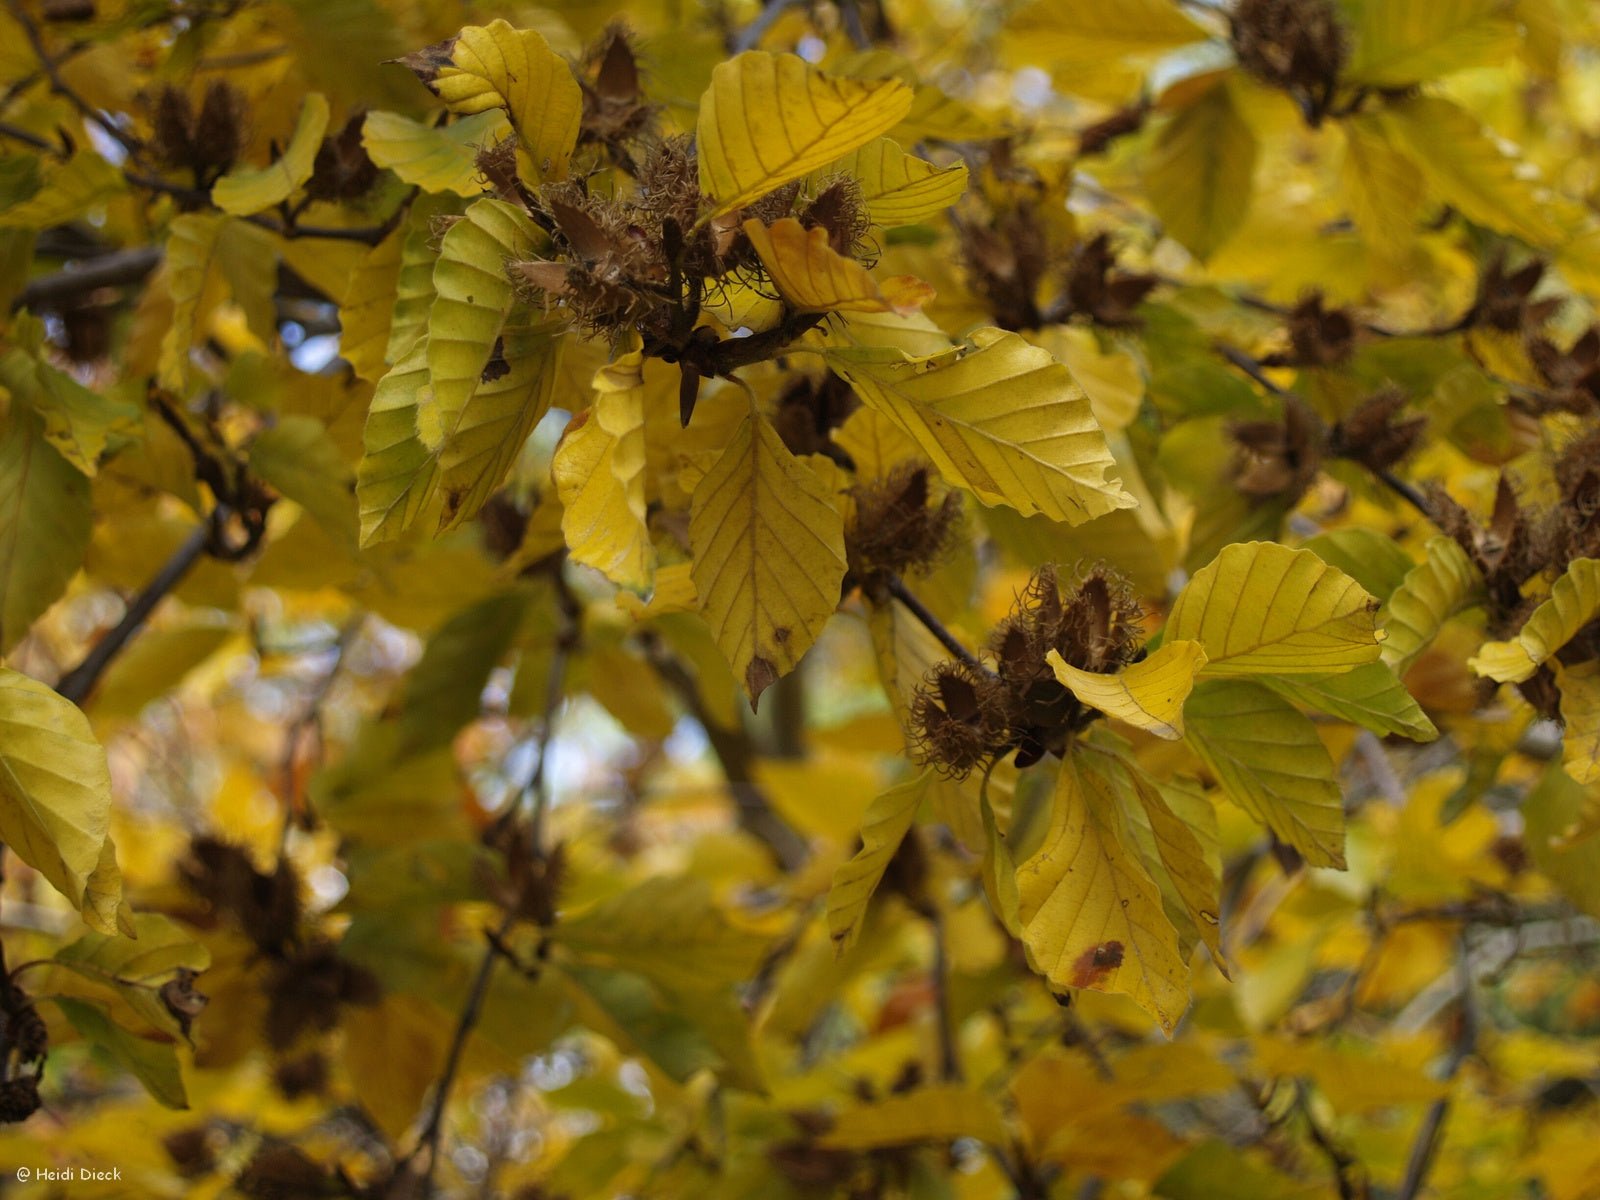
[640,632,808,870]
[1296,1081,1368,1200]
[885,576,987,673]
[1397,944,1477,1200]
[54,524,209,705]
[0,118,59,155]
[8,0,142,159]
[13,246,162,311]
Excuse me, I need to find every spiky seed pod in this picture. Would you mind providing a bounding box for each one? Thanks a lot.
[1056,568,1145,674]
[846,464,962,587]
[191,82,247,175]
[910,662,1010,778]
[9,1004,46,1063]
[802,176,872,257]
[305,111,378,202]
[1230,396,1326,501]
[1330,387,1426,474]
[1064,233,1156,328]
[1231,0,1348,121]
[1282,292,1355,367]
[745,180,803,227]
[150,86,196,171]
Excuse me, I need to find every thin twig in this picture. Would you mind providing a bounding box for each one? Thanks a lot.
[1297,1081,1368,1200]
[55,524,209,704]
[1397,943,1476,1200]
[885,576,987,673]
[13,246,162,311]
[927,905,961,1082]
[8,0,142,158]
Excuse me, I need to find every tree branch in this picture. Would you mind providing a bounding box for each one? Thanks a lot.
[1397,944,1476,1200]
[13,246,162,311]
[54,524,209,705]
[885,576,988,674]
[8,0,142,159]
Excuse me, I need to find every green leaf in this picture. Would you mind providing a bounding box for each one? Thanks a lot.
[824,327,1135,525]
[0,405,90,651]
[339,229,403,384]
[53,913,211,1039]
[1263,662,1438,741]
[249,416,359,551]
[394,589,531,757]
[1300,528,1419,604]
[0,668,112,914]
[1345,0,1518,86]
[212,93,331,215]
[1145,82,1257,262]
[827,770,932,955]
[388,192,462,366]
[1339,114,1427,256]
[1380,536,1482,674]
[90,620,235,718]
[436,315,563,532]
[362,109,508,196]
[1183,679,1345,869]
[0,324,141,476]
[696,51,913,217]
[418,198,542,450]
[1472,558,1600,683]
[54,996,188,1109]
[430,19,582,183]
[357,339,437,545]
[555,877,768,997]
[157,213,224,391]
[0,151,122,229]
[689,411,847,707]
[1016,755,1189,1032]
[1166,542,1383,677]
[813,137,968,227]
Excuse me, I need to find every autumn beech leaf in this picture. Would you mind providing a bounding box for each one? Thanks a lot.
[811,138,969,227]
[54,914,211,1038]
[338,229,403,384]
[1344,0,1518,87]
[0,405,90,652]
[695,51,913,217]
[552,341,653,589]
[1556,661,1600,791]
[1380,537,1483,674]
[1144,82,1257,262]
[436,317,564,532]
[211,93,329,215]
[361,109,509,197]
[1015,754,1189,1033]
[1047,640,1207,740]
[387,192,461,366]
[0,669,113,921]
[357,340,437,546]
[1183,680,1346,869]
[1263,662,1438,742]
[1112,756,1226,973]
[818,1086,1009,1150]
[823,328,1135,525]
[1165,542,1383,677]
[827,770,932,955]
[157,213,224,391]
[689,411,847,708]
[427,19,582,182]
[418,198,542,451]
[742,217,934,315]
[1472,559,1600,683]
[1001,0,1208,60]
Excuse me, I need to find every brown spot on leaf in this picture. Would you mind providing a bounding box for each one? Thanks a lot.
[746,655,778,709]
[1068,940,1124,989]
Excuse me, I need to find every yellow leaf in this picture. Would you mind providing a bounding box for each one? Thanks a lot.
[419,198,542,450]
[1380,536,1482,674]
[824,328,1134,525]
[690,412,846,706]
[1048,641,1207,740]
[552,343,654,589]
[1339,115,1427,257]
[80,837,130,937]
[339,229,403,384]
[357,340,437,545]
[819,1085,1009,1149]
[344,993,451,1139]
[362,109,508,196]
[1379,96,1564,247]
[0,669,112,916]
[743,217,933,315]
[696,51,913,217]
[212,93,330,215]
[431,20,582,183]
[436,317,564,532]
[1557,660,1600,792]
[157,213,224,390]
[1002,0,1208,61]
[1166,542,1383,677]
[1472,559,1600,682]
[1183,680,1346,868]
[1015,755,1189,1032]
[1345,0,1518,86]
[1045,325,1145,433]
[827,770,931,954]
[1145,82,1257,262]
[616,562,699,620]
[813,138,968,227]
